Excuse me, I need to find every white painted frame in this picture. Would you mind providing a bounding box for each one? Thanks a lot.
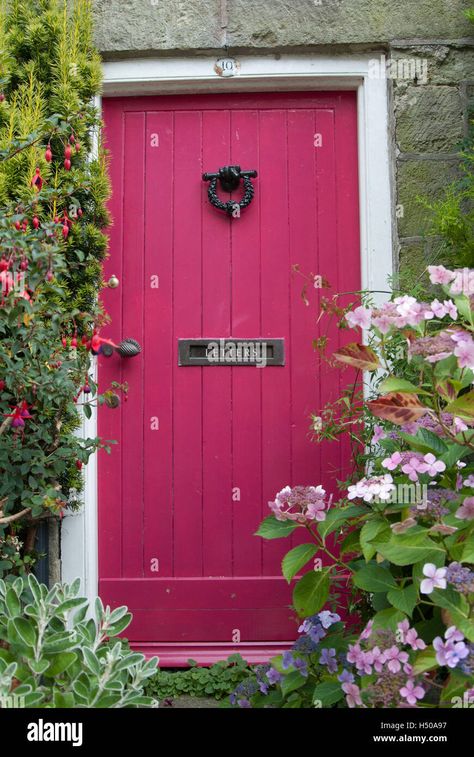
[61,53,394,605]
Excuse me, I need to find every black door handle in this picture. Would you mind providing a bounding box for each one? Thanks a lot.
[102,338,141,358]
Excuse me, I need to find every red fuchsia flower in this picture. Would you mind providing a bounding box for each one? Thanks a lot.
[3,402,32,428]
[399,679,425,706]
[31,167,44,192]
[420,563,447,594]
[345,305,372,329]
[455,496,474,521]
[342,682,363,708]
[427,265,456,286]
[90,333,117,354]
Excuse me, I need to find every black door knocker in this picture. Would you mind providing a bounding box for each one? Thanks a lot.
[202,165,258,218]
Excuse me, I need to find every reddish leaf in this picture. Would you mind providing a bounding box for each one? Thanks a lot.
[333,343,380,371]
[367,392,428,426]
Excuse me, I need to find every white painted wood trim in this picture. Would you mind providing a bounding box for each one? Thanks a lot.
[61,54,394,601]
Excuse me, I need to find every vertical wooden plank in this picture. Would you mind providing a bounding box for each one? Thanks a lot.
[201,109,233,577]
[334,93,361,488]
[259,109,292,576]
[315,107,342,496]
[173,110,204,577]
[230,109,263,578]
[121,111,146,577]
[288,110,320,486]
[99,100,124,579]
[143,111,174,579]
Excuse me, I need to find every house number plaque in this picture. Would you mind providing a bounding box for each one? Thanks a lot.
[178,338,285,368]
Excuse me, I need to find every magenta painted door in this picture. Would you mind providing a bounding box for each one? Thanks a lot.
[99,92,360,664]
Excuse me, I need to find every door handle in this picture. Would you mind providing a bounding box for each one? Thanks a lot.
[101,338,142,358]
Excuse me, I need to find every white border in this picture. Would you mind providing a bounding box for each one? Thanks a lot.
[61,54,394,604]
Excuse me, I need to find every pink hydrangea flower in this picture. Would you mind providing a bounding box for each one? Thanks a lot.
[382,451,403,471]
[420,563,447,594]
[401,456,426,482]
[384,645,409,674]
[426,299,458,320]
[453,335,474,371]
[368,646,386,673]
[455,496,474,521]
[359,620,373,640]
[397,620,426,651]
[347,474,395,503]
[449,268,474,296]
[394,295,427,327]
[427,265,455,286]
[342,682,363,708]
[346,643,364,666]
[372,425,386,444]
[400,679,425,706]
[418,453,446,477]
[345,305,372,330]
[453,416,468,433]
[269,485,327,523]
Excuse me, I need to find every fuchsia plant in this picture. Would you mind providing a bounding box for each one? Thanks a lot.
[249,265,474,708]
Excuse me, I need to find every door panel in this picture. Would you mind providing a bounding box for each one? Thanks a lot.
[99,92,360,662]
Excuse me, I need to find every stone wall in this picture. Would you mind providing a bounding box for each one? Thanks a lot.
[93,0,474,280]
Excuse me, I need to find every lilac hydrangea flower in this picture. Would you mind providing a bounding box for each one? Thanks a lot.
[399,680,425,706]
[298,616,326,643]
[282,651,294,670]
[319,648,338,674]
[318,610,341,629]
[338,668,355,684]
[433,627,470,669]
[294,657,308,677]
[266,668,282,685]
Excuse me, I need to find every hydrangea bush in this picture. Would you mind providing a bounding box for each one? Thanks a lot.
[248,265,474,708]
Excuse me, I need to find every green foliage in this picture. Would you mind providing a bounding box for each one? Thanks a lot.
[0,574,158,707]
[0,0,113,575]
[144,655,252,702]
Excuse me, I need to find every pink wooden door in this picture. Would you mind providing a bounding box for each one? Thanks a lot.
[99,92,360,665]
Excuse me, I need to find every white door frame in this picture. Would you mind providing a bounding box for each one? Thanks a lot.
[61,53,394,607]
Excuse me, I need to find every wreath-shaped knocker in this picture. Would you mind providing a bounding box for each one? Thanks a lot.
[202,165,258,218]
